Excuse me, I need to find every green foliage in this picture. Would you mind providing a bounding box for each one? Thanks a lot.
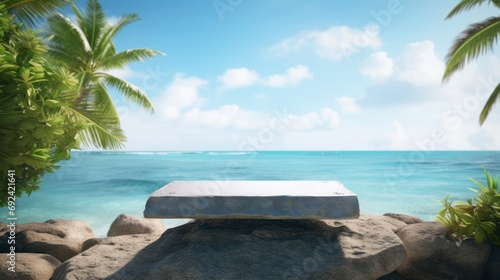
[0,4,83,206]
[44,0,163,149]
[437,168,500,244]
[4,0,71,26]
[1,0,161,206]
[443,0,500,125]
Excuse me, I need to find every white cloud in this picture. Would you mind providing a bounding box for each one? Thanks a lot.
[272,25,381,60]
[260,65,312,87]
[337,97,361,114]
[161,74,207,120]
[321,108,341,128]
[218,68,259,90]
[395,41,444,87]
[361,41,444,86]
[360,51,394,82]
[286,108,340,130]
[182,105,269,130]
[286,112,323,130]
[218,65,312,90]
[374,121,411,150]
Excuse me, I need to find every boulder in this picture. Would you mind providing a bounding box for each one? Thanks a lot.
[107,213,165,237]
[54,215,406,280]
[377,271,406,280]
[0,220,95,262]
[383,213,425,225]
[485,246,500,280]
[0,253,61,280]
[52,234,161,280]
[357,214,407,232]
[396,222,491,280]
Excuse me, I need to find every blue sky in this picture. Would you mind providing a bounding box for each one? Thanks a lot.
[69,0,499,150]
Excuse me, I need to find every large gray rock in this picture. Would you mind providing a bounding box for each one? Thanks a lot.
[53,215,406,280]
[52,234,161,280]
[107,214,165,237]
[0,253,61,280]
[485,246,500,280]
[383,213,425,225]
[397,222,491,280]
[0,220,95,262]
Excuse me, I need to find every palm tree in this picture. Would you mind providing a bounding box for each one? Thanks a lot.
[45,0,163,149]
[4,0,70,26]
[443,0,500,125]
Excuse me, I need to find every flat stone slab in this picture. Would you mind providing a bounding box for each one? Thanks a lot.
[144,181,359,219]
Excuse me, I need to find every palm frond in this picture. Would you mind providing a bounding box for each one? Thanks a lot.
[5,0,69,26]
[447,0,500,19]
[99,48,164,69]
[91,81,120,118]
[479,82,500,125]
[67,102,125,150]
[94,14,140,60]
[98,73,154,113]
[443,16,500,80]
[45,44,81,68]
[81,0,105,50]
[46,13,92,57]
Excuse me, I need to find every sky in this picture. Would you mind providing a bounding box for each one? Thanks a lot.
[69,0,499,151]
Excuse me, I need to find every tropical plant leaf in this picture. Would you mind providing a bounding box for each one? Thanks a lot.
[437,168,500,244]
[46,0,161,118]
[99,48,164,69]
[446,0,500,19]
[77,0,106,50]
[443,16,500,80]
[94,13,140,60]
[46,14,92,67]
[98,73,154,112]
[479,83,500,125]
[5,0,69,26]
[91,80,120,118]
[67,103,125,150]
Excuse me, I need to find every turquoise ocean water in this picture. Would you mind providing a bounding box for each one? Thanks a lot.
[3,151,500,236]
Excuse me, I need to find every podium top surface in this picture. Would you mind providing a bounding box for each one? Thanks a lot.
[149,181,356,198]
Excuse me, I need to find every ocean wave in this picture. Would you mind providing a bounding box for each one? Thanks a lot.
[123,151,204,155]
[207,151,259,155]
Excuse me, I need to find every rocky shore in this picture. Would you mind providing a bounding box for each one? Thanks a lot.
[0,213,498,280]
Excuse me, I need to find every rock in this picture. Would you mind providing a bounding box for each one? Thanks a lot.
[383,213,425,225]
[52,234,161,280]
[107,214,165,237]
[54,215,406,280]
[0,220,95,262]
[358,214,407,233]
[0,253,61,280]
[396,222,491,280]
[377,271,406,280]
[485,246,500,280]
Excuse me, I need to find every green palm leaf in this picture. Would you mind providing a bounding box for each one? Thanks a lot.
[446,0,500,19]
[98,73,154,113]
[94,14,140,60]
[46,14,92,65]
[68,103,125,150]
[479,82,500,124]
[5,0,69,26]
[75,0,105,50]
[443,16,500,80]
[99,48,164,69]
[45,0,162,150]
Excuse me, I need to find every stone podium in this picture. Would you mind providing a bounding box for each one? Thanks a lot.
[144,181,359,220]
